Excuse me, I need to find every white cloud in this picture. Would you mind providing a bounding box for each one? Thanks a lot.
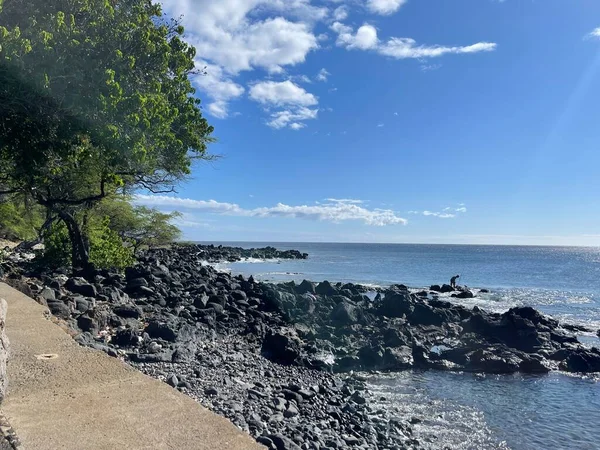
[162,1,320,74]
[267,107,319,129]
[367,0,407,15]
[423,210,455,219]
[333,5,349,21]
[421,63,442,72]
[316,68,330,82]
[332,22,496,60]
[380,39,496,59]
[325,198,364,204]
[377,123,384,127]
[393,112,398,116]
[250,81,318,129]
[249,80,318,107]
[192,60,245,118]
[413,205,467,219]
[135,195,407,226]
[333,22,379,49]
[586,27,600,40]
[160,0,323,119]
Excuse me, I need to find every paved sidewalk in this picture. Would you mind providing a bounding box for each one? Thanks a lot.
[0,282,262,450]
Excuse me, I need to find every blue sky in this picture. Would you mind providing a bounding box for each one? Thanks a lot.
[136,0,600,245]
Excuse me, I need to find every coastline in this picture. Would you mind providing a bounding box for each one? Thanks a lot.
[2,243,600,449]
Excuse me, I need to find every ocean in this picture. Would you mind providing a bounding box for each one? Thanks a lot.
[207,242,600,449]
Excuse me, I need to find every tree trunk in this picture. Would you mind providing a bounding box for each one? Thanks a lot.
[58,211,93,276]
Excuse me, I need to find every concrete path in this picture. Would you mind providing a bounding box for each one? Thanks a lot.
[0,282,263,450]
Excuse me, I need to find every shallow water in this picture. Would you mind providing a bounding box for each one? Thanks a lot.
[205,242,600,449]
[368,371,600,450]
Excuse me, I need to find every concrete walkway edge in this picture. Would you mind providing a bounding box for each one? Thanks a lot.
[0,282,263,450]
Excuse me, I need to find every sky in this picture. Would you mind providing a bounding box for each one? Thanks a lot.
[134,0,600,246]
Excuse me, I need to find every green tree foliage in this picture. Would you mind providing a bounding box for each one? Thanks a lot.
[0,195,44,240]
[93,196,181,253]
[43,217,135,270]
[0,0,213,270]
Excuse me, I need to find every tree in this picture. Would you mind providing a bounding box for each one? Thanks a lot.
[92,195,181,253]
[0,0,213,271]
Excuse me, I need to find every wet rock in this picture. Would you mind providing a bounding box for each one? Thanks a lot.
[559,348,600,372]
[451,290,475,299]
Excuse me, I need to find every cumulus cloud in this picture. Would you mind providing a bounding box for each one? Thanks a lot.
[332,22,496,60]
[160,0,322,119]
[192,60,245,118]
[333,22,379,49]
[266,107,319,129]
[333,5,349,21]
[249,80,318,107]
[135,195,406,226]
[367,0,408,15]
[249,80,319,129]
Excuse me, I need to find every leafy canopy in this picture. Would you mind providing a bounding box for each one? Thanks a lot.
[0,0,214,203]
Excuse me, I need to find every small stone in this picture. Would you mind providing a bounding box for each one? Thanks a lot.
[166,374,179,387]
[284,403,299,418]
[204,386,219,396]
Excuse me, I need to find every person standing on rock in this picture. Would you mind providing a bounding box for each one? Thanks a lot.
[450,274,460,289]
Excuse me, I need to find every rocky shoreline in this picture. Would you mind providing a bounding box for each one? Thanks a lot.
[2,243,600,449]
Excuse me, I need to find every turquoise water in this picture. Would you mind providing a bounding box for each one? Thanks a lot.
[207,242,600,449]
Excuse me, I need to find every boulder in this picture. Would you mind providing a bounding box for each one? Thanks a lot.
[230,290,247,301]
[358,345,384,368]
[112,328,139,347]
[112,304,143,319]
[315,280,337,296]
[451,290,475,299]
[46,299,71,319]
[330,300,360,326]
[296,280,316,295]
[559,348,600,373]
[377,291,414,318]
[263,434,301,450]
[261,329,302,365]
[382,346,414,370]
[39,286,56,301]
[145,321,178,342]
[65,277,97,297]
[193,293,209,309]
[465,348,522,374]
[440,284,454,293]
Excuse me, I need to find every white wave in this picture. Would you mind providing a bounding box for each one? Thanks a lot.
[233,257,281,264]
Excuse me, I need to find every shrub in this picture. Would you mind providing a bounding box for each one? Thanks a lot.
[43,217,134,271]
[88,217,135,270]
